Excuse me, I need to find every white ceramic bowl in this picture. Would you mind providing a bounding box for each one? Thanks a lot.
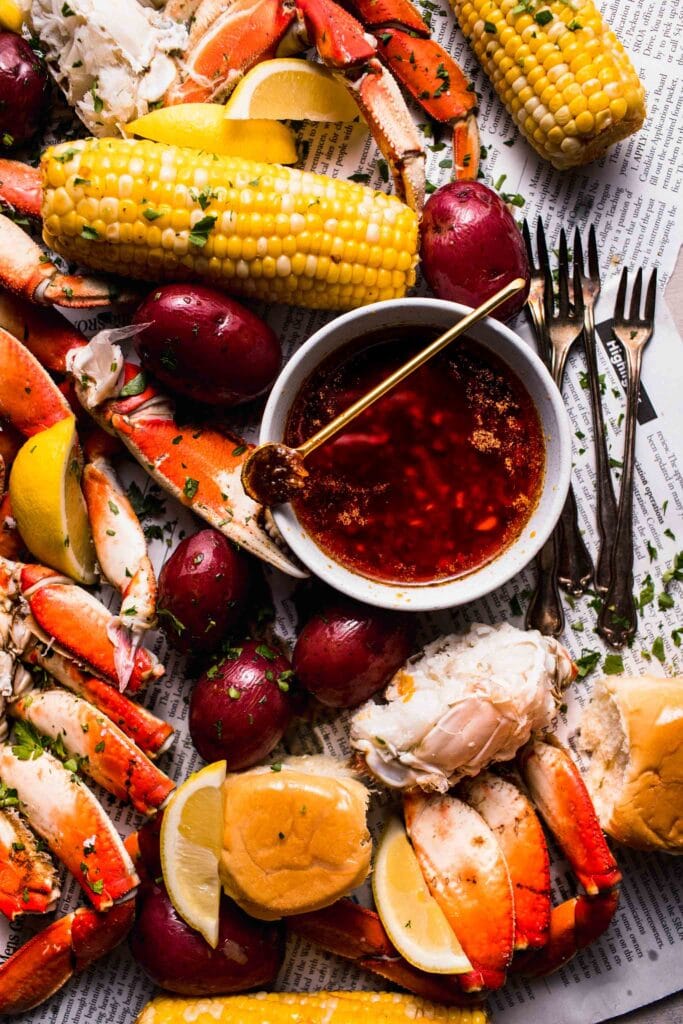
[261,298,571,611]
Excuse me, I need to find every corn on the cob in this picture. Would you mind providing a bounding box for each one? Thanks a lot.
[450,0,645,169]
[136,992,490,1023]
[40,138,419,311]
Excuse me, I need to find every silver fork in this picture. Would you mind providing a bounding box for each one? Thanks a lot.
[574,226,619,595]
[598,267,657,647]
[524,223,594,635]
[523,220,563,635]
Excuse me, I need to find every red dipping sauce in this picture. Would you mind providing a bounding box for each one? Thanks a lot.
[284,328,545,586]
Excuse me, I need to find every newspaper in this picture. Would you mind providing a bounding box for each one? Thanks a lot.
[3,0,683,1020]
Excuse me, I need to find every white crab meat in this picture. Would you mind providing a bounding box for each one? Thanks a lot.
[350,622,574,792]
[29,0,188,135]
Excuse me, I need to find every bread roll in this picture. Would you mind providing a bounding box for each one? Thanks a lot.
[219,756,371,919]
[579,675,683,853]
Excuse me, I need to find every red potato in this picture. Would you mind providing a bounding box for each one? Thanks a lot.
[420,181,530,322]
[132,284,282,405]
[189,639,293,769]
[130,882,284,995]
[0,33,49,147]
[292,602,415,708]
[157,529,252,655]
[137,814,163,879]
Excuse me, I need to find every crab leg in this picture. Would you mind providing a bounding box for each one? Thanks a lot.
[287,899,475,1006]
[0,900,134,1015]
[461,772,551,952]
[0,744,139,909]
[24,644,174,759]
[0,158,42,219]
[0,212,135,308]
[518,740,622,896]
[7,559,163,693]
[10,689,174,815]
[0,806,60,920]
[404,790,514,992]
[69,333,307,578]
[346,0,480,180]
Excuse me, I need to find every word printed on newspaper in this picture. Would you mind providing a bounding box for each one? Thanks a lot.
[2,1,683,1022]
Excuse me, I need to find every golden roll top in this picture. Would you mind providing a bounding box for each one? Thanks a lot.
[40,138,419,311]
[136,992,491,1023]
[449,0,646,169]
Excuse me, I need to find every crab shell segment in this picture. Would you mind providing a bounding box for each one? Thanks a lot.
[0,805,60,921]
[350,623,575,792]
[0,899,134,1015]
[24,643,174,760]
[9,688,174,816]
[69,331,308,579]
[0,743,139,911]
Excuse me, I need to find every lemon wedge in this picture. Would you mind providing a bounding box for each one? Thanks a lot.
[224,58,361,123]
[160,760,226,948]
[127,104,298,163]
[0,0,24,33]
[9,416,97,585]
[373,816,472,975]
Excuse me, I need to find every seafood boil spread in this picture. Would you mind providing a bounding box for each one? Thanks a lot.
[0,0,680,1022]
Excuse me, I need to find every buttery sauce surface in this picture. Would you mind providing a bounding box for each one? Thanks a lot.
[285,328,545,585]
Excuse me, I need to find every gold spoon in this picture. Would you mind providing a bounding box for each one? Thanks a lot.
[242,278,527,506]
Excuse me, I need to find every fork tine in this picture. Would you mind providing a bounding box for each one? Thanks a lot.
[557,228,571,316]
[536,219,554,315]
[645,268,658,323]
[522,219,535,270]
[573,259,585,318]
[614,266,628,323]
[588,225,600,283]
[629,268,643,322]
[573,227,584,279]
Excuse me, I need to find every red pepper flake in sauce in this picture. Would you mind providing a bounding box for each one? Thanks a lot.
[285,328,545,585]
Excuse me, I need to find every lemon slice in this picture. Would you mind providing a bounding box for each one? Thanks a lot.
[224,58,361,123]
[127,104,298,164]
[9,416,97,585]
[160,760,226,948]
[0,0,24,32]
[373,816,472,975]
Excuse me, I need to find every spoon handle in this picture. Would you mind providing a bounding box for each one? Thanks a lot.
[297,278,527,459]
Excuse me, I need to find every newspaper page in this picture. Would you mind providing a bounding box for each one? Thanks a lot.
[2,0,683,1021]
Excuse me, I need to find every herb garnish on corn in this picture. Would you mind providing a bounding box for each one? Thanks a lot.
[450,0,646,169]
[40,138,419,311]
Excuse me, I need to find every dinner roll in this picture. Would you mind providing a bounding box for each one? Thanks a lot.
[219,755,371,919]
[579,675,683,853]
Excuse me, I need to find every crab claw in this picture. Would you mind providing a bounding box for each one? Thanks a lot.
[0,900,134,1014]
[287,899,476,1006]
[514,890,620,978]
[404,790,514,992]
[460,772,551,952]
[0,213,137,309]
[518,739,622,896]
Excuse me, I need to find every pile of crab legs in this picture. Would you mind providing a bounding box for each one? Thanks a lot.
[0,168,310,1016]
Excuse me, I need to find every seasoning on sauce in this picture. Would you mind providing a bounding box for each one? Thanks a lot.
[285,328,545,585]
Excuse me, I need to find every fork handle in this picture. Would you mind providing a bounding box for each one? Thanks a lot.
[583,309,619,594]
[556,487,594,595]
[525,529,564,636]
[551,346,594,596]
[597,345,643,647]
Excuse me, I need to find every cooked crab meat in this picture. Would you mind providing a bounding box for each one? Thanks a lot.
[29,0,188,135]
[350,622,574,792]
